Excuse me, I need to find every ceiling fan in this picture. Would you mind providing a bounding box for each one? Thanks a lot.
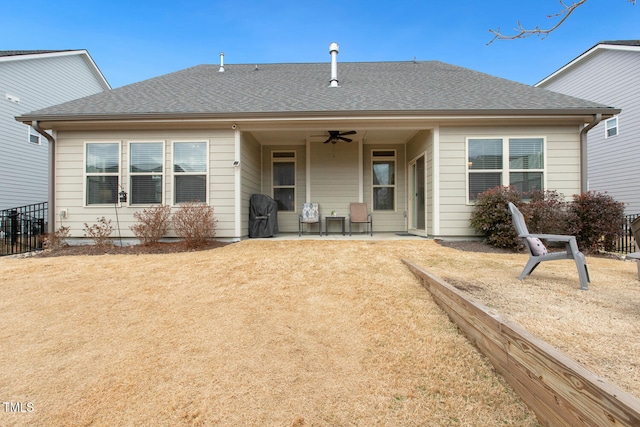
[323,130,356,144]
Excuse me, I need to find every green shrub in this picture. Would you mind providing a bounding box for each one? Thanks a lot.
[470,186,523,250]
[172,201,218,248]
[566,191,625,253]
[84,217,114,246]
[130,205,171,245]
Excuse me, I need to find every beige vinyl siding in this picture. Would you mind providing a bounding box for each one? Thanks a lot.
[240,132,262,237]
[54,129,236,239]
[438,125,581,237]
[310,140,358,227]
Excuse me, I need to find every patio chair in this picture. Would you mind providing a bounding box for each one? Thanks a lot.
[349,202,372,236]
[508,202,590,290]
[299,202,322,236]
[625,216,640,279]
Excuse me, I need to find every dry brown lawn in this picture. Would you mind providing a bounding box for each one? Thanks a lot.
[1,239,638,426]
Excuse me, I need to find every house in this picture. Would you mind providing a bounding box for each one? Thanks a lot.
[16,44,618,241]
[0,50,110,211]
[536,40,640,214]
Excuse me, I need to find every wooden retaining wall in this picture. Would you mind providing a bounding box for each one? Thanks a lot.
[402,259,640,427]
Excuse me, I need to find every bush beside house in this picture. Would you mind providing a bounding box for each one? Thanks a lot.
[470,186,625,253]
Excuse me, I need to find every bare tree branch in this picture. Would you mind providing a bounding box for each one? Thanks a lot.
[487,0,636,45]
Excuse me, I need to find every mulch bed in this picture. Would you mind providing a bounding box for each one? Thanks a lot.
[34,240,231,257]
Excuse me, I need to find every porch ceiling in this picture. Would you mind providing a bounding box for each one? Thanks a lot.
[249,128,420,145]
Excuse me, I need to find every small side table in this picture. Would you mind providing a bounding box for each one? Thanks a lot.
[325,216,345,236]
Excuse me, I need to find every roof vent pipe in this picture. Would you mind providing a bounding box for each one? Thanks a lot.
[329,42,339,87]
[219,52,225,72]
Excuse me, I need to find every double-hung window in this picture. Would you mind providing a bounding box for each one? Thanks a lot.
[372,150,396,211]
[467,137,544,201]
[130,142,164,205]
[173,141,208,204]
[272,151,295,211]
[86,142,120,205]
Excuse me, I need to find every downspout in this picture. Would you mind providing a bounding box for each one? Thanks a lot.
[579,114,602,193]
[31,121,56,234]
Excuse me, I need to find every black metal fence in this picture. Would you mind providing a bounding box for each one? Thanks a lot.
[614,213,640,254]
[0,202,48,256]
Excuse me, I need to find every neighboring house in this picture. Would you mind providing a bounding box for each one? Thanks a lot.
[16,44,618,240]
[536,40,640,214]
[0,50,110,211]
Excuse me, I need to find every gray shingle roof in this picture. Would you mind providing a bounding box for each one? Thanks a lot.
[599,40,640,47]
[0,50,75,57]
[19,60,616,121]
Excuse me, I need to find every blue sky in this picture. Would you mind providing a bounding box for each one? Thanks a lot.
[1,0,638,88]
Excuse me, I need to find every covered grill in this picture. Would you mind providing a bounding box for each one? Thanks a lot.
[249,194,278,238]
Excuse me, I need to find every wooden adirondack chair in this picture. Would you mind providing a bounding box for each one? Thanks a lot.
[509,202,590,290]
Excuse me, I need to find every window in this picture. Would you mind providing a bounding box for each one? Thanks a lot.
[467,137,544,201]
[468,139,502,201]
[130,142,163,205]
[272,151,295,211]
[85,142,120,205]
[28,126,40,145]
[372,150,396,211]
[605,117,618,138]
[173,141,207,204]
[508,138,543,194]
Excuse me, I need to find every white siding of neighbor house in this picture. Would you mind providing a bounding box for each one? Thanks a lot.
[538,48,640,214]
[54,129,237,239]
[437,125,581,237]
[0,53,107,210]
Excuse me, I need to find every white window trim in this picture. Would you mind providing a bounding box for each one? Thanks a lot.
[28,126,41,145]
[466,136,547,204]
[171,140,209,206]
[371,149,397,212]
[128,141,166,207]
[605,116,619,138]
[83,141,122,207]
[271,150,297,213]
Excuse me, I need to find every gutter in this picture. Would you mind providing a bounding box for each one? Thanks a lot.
[579,114,602,193]
[16,108,621,123]
[31,121,57,234]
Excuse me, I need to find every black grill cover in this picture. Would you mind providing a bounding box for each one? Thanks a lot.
[249,194,278,238]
